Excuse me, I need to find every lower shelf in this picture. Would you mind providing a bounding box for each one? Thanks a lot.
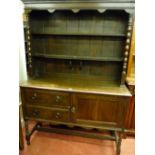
[36,123,117,140]
[24,121,123,155]
[32,53,124,62]
[25,117,123,132]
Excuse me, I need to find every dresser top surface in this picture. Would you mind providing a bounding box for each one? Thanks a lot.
[20,77,131,97]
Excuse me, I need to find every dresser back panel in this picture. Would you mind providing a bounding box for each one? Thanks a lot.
[32,58,122,83]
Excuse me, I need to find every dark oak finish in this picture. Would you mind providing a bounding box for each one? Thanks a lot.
[19,104,24,150]
[30,10,128,35]
[72,93,129,128]
[28,9,129,86]
[127,23,135,78]
[21,87,130,127]
[20,78,131,96]
[22,88,71,108]
[26,106,70,122]
[22,0,134,13]
[21,0,134,154]
[125,79,135,135]
[125,23,135,135]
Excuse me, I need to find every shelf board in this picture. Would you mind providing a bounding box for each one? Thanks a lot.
[32,53,123,62]
[31,32,126,37]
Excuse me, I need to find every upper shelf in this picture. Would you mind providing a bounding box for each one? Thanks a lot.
[31,32,126,37]
[29,10,129,36]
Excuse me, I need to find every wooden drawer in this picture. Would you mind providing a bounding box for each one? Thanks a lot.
[25,106,70,122]
[22,88,70,108]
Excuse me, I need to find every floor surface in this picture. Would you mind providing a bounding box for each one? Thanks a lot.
[20,124,135,155]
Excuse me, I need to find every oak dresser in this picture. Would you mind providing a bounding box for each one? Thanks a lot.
[20,1,135,155]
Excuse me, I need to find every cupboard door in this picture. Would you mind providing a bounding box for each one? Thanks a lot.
[71,93,130,129]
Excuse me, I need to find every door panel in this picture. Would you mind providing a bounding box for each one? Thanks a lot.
[72,93,129,128]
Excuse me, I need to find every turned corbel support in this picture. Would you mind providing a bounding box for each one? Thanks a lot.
[121,12,134,85]
[24,9,33,75]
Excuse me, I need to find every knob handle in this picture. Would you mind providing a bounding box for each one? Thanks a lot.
[55,96,61,103]
[31,93,37,100]
[69,60,73,70]
[32,110,39,117]
[79,61,83,70]
[71,107,76,113]
[55,112,61,119]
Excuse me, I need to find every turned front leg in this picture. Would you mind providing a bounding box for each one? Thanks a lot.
[116,137,122,155]
[25,119,30,145]
[115,131,122,155]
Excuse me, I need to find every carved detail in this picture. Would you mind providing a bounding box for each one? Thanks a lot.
[25,9,32,15]
[121,14,134,85]
[125,45,129,50]
[124,51,129,56]
[28,59,32,63]
[27,30,30,34]
[25,12,32,69]
[72,9,80,13]
[122,71,126,75]
[82,126,93,130]
[124,58,128,62]
[97,9,106,13]
[116,137,122,155]
[126,39,130,44]
[29,64,32,68]
[127,32,131,37]
[127,26,132,31]
[67,125,74,128]
[123,62,127,66]
[124,9,134,15]
[48,9,56,13]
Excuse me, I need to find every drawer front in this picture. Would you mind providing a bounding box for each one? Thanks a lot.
[72,93,130,128]
[25,106,70,122]
[22,88,70,108]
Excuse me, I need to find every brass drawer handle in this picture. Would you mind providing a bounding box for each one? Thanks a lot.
[31,93,37,100]
[55,112,62,119]
[79,61,83,70]
[71,107,76,113]
[69,60,73,70]
[32,110,39,117]
[55,96,61,103]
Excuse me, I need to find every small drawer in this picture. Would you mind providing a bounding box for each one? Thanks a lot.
[25,106,70,122]
[23,88,70,108]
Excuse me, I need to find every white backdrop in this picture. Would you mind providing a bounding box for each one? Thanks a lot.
[19,1,27,83]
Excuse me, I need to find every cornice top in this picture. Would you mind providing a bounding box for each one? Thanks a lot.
[21,0,135,12]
